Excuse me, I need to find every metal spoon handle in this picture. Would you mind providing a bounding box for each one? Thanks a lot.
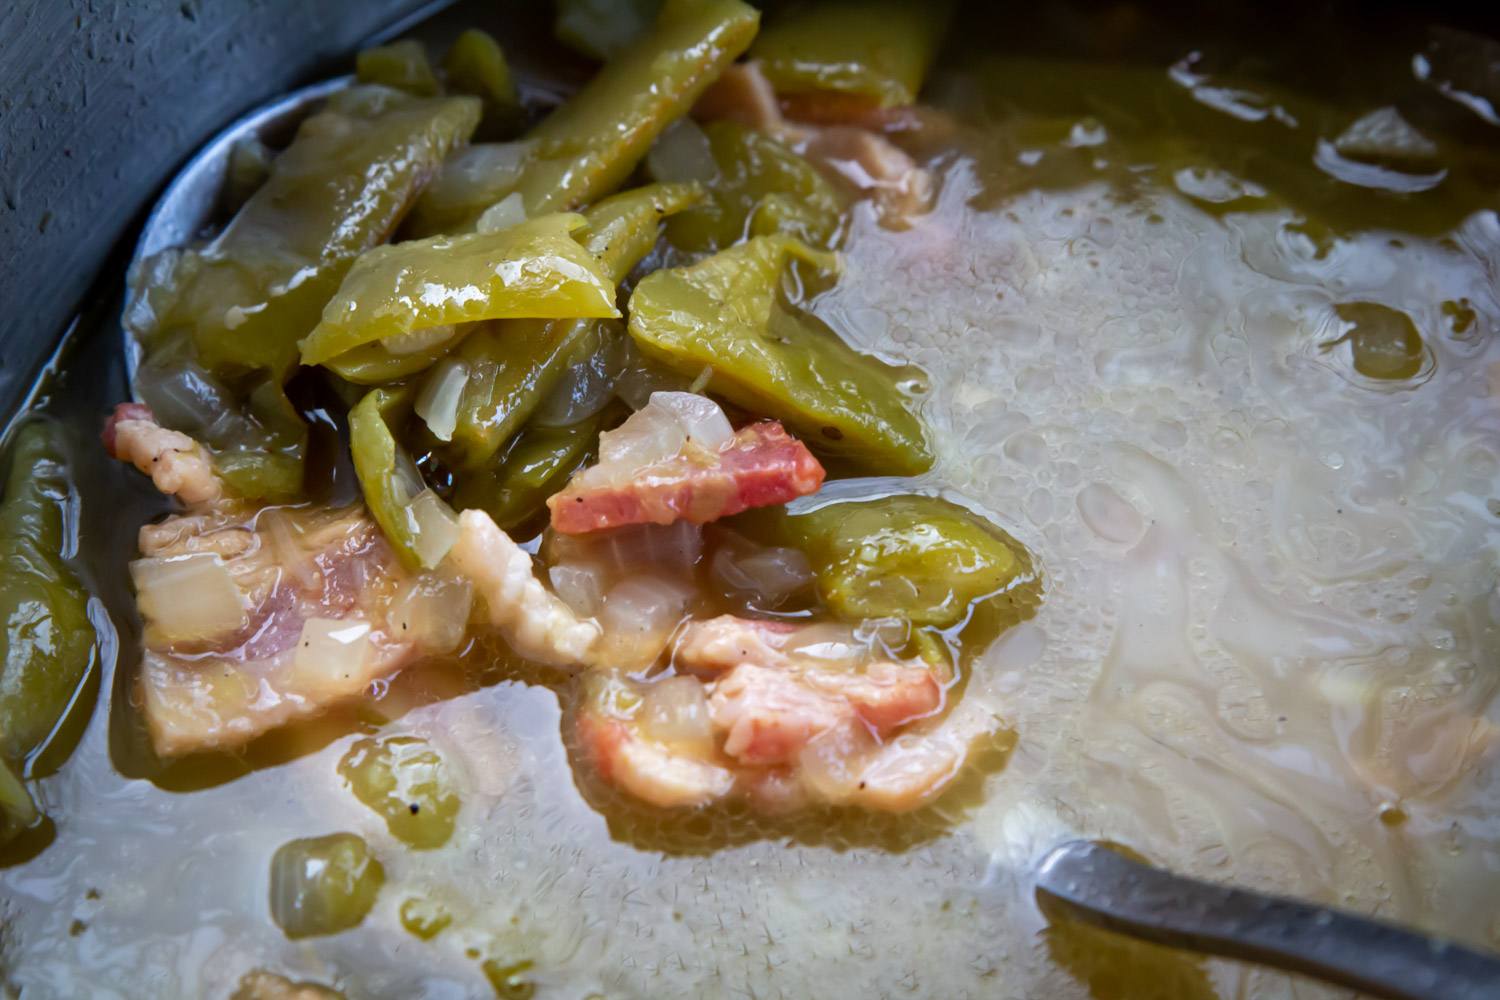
[1035,840,1500,1000]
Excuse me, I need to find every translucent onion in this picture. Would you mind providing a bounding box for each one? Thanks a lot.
[797,722,876,802]
[403,489,461,569]
[598,520,702,574]
[597,401,688,478]
[476,191,527,234]
[648,391,733,451]
[549,562,608,618]
[711,544,813,605]
[387,569,473,655]
[383,323,458,357]
[647,117,719,184]
[639,675,715,756]
[599,575,696,670]
[130,553,247,641]
[293,618,373,694]
[414,357,470,442]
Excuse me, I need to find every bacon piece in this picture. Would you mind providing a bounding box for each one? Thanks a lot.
[577,703,735,808]
[104,402,221,504]
[548,421,825,534]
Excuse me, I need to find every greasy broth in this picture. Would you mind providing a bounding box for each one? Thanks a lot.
[3,4,1499,998]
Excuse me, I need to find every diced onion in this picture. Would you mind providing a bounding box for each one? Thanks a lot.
[383,323,457,357]
[599,575,695,670]
[648,391,733,451]
[294,618,373,693]
[640,675,715,756]
[797,722,875,802]
[404,489,461,569]
[476,192,528,234]
[598,520,703,574]
[597,402,688,477]
[131,553,247,641]
[711,544,813,604]
[414,358,470,442]
[387,569,473,655]
[549,562,608,618]
[647,117,719,184]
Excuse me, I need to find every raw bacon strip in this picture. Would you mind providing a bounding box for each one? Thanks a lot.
[548,421,825,534]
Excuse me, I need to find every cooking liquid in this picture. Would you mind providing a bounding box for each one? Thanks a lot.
[3,9,1499,998]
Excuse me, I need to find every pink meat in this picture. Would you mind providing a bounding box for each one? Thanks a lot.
[548,421,825,534]
[102,402,154,459]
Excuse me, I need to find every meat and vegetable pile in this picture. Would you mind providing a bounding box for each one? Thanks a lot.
[5,0,1040,896]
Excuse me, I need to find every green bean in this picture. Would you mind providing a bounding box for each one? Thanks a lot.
[626,234,934,473]
[655,121,841,252]
[443,29,525,139]
[444,183,701,471]
[356,39,441,97]
[349,386,458,569]
[0,423,96,844]
[408,0,757,235]
[749,0,954,107]
[268,832,385,939]
[785,494,1039,628]
[299,214,617,368]
[138,91,481,379]
[338,736,460,849]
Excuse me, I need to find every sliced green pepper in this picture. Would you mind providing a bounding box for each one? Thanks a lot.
[300,213,618,368]
[269,832,385,939]
[627,234,933,473]
[349,387,459,570]
[451,401,623,531]
[442,28,525,139]
[338,736,460,849]
[555,0,664,60]
[750,0,953,108]
[409,0,757,235]
[445,183,702,470]
[785,494,1040,629]
[655,121,841,252]
[356,39,441,97]
[0,423,96,845]
[322,324,473,385]
[140,92,481,379]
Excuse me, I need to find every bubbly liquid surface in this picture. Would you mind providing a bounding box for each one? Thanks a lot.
[4,17,1500,1000]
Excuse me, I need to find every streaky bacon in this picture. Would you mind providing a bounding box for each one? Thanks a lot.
[102,402,154,459]
[548,421,825,534]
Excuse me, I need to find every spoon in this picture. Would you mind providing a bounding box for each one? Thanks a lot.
[1036,840,1500,1000]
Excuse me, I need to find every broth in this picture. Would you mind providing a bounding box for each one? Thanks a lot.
[2,3,1498,998]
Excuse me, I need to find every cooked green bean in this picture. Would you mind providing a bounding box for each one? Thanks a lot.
[654,121,841,252]
[268,832,385,939]
[338,736,461,849]
[627,234,934,473]
[443,28,524,139]
[444,183,702,471]
[356,39,441,97]
[750,0,953,107]
[0,423,96,845]
[408,0,757,235]
[349,386,460,569]
[783,493,1039,628]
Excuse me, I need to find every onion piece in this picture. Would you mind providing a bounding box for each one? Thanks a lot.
[711,543,813,606]
[414,358,470,442]
[647,117,720,184]
[639,675,715,756]
[387,569,473,655]
[130,553,247,641]
[599,575,696,670]
[549,562,608,618]
[797,721,877,802]
[597,402,688,478]
[648,391,733,451]
[404,489,461,569]
[294,618,373,695]
[476,191,527,234]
